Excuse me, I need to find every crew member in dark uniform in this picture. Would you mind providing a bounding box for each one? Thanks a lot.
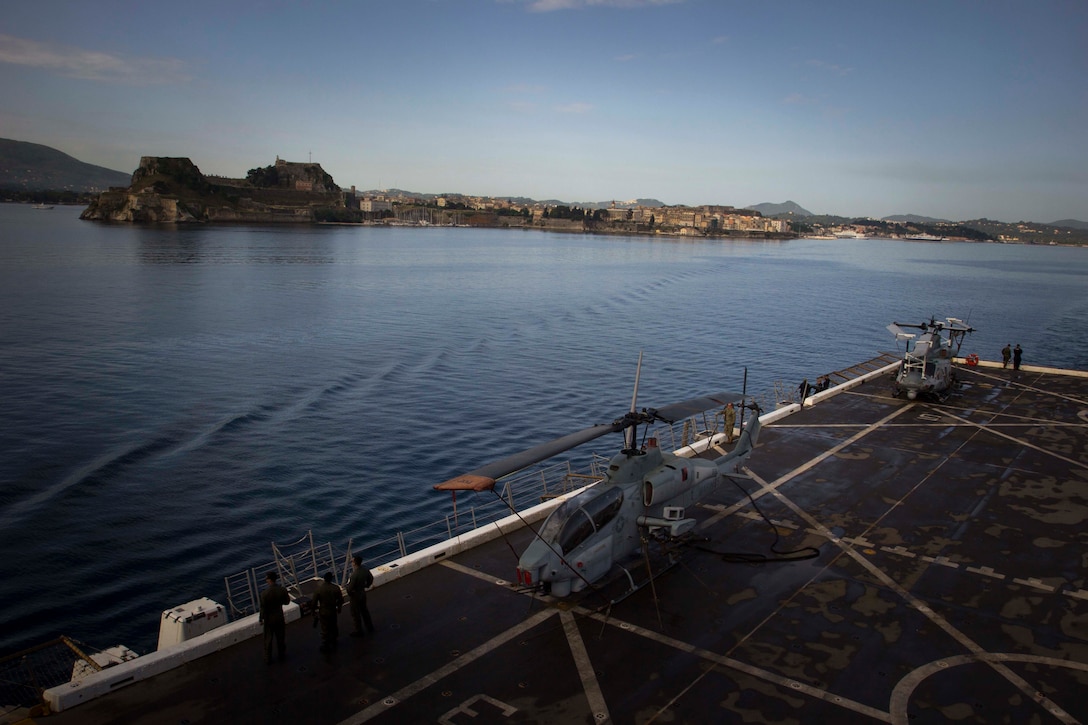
[346,555,375,637]
[259,571,290,664]
[1013,344,1023,371]
[312,571,344,652]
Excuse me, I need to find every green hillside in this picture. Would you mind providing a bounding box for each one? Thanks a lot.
[0,138,131,192]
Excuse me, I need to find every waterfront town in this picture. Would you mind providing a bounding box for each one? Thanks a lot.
[353,187,790,237]
[18,147,1087,245]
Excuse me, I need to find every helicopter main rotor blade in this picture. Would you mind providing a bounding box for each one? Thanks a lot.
[646,390,743,423]
[434,389,744,491]
[434,422,618,491]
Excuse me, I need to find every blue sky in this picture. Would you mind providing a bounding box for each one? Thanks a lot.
[2,0,1085,222]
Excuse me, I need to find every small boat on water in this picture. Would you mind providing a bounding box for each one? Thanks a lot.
[31,203,54,210]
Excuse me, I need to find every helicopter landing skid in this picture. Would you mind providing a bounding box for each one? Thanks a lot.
[605,558,681,606]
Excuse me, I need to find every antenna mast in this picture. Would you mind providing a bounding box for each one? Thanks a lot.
[625,352,643,450]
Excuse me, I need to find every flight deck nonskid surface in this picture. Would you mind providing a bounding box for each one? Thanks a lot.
[38,364,1088,724]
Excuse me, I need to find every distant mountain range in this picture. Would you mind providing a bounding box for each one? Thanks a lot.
[883,213,952,224]
[745,200,813,217]
[747,202,1088,231]
[0,138,130,192]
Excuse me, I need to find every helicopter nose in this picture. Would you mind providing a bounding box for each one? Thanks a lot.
[907,390,918,400]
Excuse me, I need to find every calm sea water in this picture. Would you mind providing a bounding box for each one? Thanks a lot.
[2,203,1087,657]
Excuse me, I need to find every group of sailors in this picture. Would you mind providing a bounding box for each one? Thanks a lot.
[798,375,832,400]
[257,554,376,664]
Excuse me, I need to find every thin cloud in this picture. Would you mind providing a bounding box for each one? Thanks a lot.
[507,100,539,113]
[503,83,548,94]
[555,102,593,113]
[806,59,853,76]
[525,0,683,12]
[0,33,190,85]
[615,53,638,62]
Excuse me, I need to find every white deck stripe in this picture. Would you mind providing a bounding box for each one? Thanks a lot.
[560,610,612,723]
[337,607,557,725]
[583,609,892,722]
[745,469,1080,725]
[698,403,917,530]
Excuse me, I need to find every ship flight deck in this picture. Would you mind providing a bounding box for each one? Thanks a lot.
[23,360,1088,724]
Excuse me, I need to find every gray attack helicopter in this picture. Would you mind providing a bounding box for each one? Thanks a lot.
[434,357,762,599]
[887,316,976,400]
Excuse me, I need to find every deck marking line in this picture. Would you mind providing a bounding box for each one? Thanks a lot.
[939,408,1088,471]
[336,608,557,725]
[1013,577,1056,593]
[744,471,1081,725]
[962,367,1088,406]
[443,560,610,721]
[920,556,958,569]
[890,653,1088,724]
[1065,590,1088,601]
[441,559,519,588]
[700,404,917,530]
[966,566,1005,580]
[560,610,612,724]
[581,609,891,723]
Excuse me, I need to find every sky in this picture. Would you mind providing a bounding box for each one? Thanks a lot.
[1,0,1085,223]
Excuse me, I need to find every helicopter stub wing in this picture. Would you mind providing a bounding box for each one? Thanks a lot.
[887,323,915,340]
[944,318,975,333]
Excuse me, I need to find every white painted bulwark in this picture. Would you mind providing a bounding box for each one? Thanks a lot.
[44,602,300,712]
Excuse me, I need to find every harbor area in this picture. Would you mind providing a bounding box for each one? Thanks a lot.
[14,360,1088,724]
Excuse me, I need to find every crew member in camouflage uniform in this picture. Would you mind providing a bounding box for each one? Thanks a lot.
[259,571,290,664]
[346,555,375,637]
[311,571,344,653]
[723,402,736,444]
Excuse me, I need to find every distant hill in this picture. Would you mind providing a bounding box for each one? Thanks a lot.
[746,200,812,217]
[1050,219,1088,230]
[0,139,131,192]
[884,213,952,224]
[532,198,666,210]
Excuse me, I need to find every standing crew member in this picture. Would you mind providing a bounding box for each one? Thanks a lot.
[346,555,375,637]
[1001,344,1011,369]
[312,571,344,653]
[259,571,290,664]
[723,402,736,444]
[1013,344,1023,371]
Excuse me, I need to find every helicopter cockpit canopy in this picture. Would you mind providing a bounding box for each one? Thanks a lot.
[538,486,625,554]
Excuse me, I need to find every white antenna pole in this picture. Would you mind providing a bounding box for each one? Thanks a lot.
[630,351,643,414]
[626,352,643,450]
